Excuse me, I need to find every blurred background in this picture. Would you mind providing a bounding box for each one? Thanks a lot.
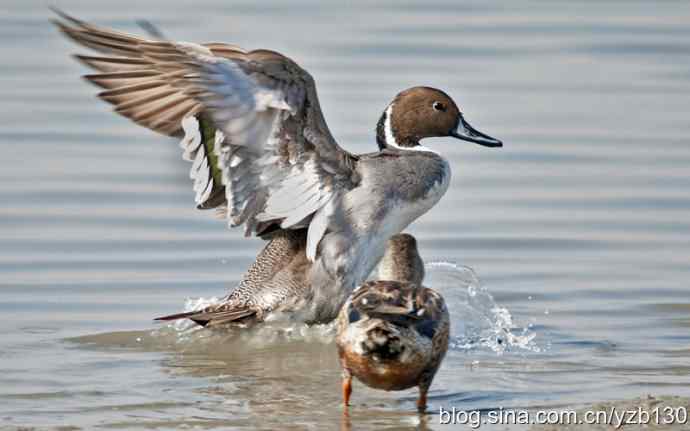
[1,0,689,429]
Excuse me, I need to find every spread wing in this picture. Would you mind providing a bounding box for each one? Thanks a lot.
[53,10,360,260]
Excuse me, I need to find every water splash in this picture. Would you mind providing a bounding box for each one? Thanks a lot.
[425,261,541,355]
[156,262,540,354]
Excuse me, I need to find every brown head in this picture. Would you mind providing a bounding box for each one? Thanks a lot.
[376,86,502,150]
[377,233,425,286]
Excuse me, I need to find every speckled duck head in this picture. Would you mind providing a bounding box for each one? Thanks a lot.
[376,86,503,151]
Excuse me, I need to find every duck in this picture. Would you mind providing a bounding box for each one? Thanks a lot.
[336,233,449,412]
[53,10,501,326]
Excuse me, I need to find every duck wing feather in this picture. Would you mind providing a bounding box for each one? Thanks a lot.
[351,281,448,338]
[53,9,359,260]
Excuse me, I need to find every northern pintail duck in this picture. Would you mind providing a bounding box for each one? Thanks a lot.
[336,234,449,412]
[53,10,501,325]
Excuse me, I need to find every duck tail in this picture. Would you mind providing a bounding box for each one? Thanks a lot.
[154,310,211,327]
[154,307,256,327]
[361,323,404,360]
[154,310,201,321]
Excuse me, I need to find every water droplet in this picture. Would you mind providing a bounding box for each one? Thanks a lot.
[424,261,543,355]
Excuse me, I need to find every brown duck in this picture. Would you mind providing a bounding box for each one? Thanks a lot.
[336,234,450,412]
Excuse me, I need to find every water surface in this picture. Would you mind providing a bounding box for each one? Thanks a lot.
[1,0,690,429]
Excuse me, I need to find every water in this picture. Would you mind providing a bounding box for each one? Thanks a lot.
[1,0,690,429]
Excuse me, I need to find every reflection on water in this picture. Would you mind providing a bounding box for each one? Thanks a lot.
[2,0,690,429]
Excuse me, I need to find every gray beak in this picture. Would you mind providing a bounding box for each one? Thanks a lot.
[450,114,503,147]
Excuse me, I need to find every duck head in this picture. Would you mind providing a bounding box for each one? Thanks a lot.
[378,233,425,286]
[376,86,502,151]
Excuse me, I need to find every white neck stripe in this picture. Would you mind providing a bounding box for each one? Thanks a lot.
[383,104,439,154]
[383,104,397,147]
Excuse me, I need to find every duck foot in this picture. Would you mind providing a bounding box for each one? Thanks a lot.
[342,372,352,408]
[416,388,428,413]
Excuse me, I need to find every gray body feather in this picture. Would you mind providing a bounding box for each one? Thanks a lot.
[54,12,453,325]
[168,149,450,325]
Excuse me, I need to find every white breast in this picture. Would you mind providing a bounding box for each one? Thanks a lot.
[347,158,451,285]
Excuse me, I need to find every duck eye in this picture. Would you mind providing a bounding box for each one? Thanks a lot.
[432,101,446,112]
